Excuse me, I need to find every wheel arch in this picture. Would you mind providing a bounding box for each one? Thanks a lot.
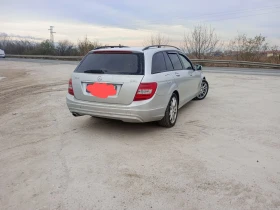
[173,90,179,106]
[167,83,180,107]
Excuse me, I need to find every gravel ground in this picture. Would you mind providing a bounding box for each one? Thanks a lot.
[0,60,280,210]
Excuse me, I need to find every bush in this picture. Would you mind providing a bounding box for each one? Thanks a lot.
[0,34,105,56]
[77,36,103,56]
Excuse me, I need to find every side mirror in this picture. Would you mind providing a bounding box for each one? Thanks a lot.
[195,64,202,71]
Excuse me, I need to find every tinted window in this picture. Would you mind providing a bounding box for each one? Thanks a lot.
[179,54,193,70]
[163,52,174,71]
[75,52,144,75]
[168,53,183,70]
[152,52,166,74]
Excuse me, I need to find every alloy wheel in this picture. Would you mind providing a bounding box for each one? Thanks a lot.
[169,97,178,123]
[197,81,208,99]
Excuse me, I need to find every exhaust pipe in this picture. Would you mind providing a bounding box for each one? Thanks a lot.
[72,112,82,117]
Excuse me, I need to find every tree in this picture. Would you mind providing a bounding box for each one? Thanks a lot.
[228,34,269,61]
[0,33,9,49]
[0,33,40,54]
[56,40,74,56]
[266,45,280,63]
[77,36,102,55]
[182,24,220,59]
[38,40,55,55]
[143,32,170,46]
[270,45,279,54]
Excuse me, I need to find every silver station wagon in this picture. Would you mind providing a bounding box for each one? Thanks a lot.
[66,45,209,128]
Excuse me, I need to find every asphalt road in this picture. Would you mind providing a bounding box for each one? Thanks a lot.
[204,67,280,76]
[1,57,280,76]
[1,59,280,210]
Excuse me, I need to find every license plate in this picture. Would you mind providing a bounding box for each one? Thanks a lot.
[86,83,117,93]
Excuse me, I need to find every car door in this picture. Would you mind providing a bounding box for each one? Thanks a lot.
[151,52,175,99]
[178,53,201,97]
[166,52,192,104]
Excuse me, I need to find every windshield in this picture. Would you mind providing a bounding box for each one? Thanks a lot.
[75,52,144,75]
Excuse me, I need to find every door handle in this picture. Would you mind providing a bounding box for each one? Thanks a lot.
[175,72,180,77]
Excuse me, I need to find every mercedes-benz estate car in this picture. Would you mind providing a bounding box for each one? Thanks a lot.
[66,45,209,128]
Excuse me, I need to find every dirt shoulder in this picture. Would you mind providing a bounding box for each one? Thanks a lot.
[0,60,280,210]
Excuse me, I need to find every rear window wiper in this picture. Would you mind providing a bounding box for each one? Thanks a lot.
[84,69,107,74]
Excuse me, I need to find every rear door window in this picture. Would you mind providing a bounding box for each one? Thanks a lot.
[168,53,183,70]
[152,52,167,74]
[75,52,144,75]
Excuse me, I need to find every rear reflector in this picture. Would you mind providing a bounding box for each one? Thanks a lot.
[133,82,157,101]
[68,78,74,95]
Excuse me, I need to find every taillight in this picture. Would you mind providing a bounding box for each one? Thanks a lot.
[68,78,74,95]
[133,82,157,101]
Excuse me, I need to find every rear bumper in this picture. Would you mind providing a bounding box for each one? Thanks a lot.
[66,94,166,123]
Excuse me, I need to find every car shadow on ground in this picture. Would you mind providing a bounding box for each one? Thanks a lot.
[176,100,198,117]
[74,100,199,137]
[78,115,164,137]
[179,100,197,112]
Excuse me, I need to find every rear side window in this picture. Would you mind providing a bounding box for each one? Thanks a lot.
[163,52,174,71]
[179,54,193,70]
[152,52,166,74]
[168,53,183,70]
[75,52,144,75]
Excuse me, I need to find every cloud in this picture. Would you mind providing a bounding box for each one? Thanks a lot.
[0,0,279,46]
[0,33,44,41]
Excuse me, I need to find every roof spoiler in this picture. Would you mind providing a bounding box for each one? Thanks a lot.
[93,45,129,50]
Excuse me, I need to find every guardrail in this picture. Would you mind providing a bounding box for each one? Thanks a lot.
[191,59,280,69]
[5,54,280,69]
[6,54,83,61]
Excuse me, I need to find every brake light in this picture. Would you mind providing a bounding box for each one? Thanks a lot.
[133,82,157,101]
[68,78,74,95]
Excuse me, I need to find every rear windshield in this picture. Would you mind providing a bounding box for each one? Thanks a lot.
[75,52,144,75]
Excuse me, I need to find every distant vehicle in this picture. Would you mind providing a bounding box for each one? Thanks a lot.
[66,45,209,128]
[0,49,5,58]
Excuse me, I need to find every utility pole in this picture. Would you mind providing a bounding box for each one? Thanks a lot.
[48,26,56,43]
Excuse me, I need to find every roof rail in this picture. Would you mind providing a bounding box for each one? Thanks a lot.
[142,45,180,51]
[93,45,129,50]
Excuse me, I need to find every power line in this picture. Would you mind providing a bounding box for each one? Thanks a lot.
[186,4,280,19]
[200,9,280,23]
[131,5,280,26]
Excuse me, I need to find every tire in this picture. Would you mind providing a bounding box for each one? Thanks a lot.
[195,80,209,100]
[158,93,178,128]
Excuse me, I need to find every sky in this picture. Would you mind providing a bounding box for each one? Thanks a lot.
[1,0,280,46]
